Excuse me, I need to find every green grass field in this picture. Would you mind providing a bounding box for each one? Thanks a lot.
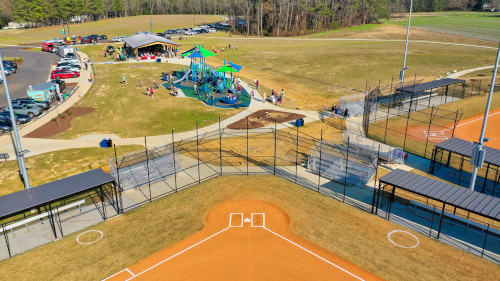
[57,63,241,139]
[0,175,497,281]
[0,145,143,196]
[387,12,500,42]
[0,15,220,45]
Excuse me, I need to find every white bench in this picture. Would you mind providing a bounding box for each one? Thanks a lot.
[402,93,438,104]
[0,199,85,233]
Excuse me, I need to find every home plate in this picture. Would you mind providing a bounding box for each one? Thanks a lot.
[244,218,251,223]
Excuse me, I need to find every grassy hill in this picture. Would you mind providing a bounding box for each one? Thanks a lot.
[0,14,220,45]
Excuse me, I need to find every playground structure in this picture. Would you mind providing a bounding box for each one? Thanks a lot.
[162,44,251,108]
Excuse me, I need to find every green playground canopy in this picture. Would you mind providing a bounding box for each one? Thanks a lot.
[216,65,238,72]
[198,46,216,57]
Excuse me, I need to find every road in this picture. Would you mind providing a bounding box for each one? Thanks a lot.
[0,47,59,108]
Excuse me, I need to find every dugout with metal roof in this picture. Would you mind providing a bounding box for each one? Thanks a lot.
[376,169,500,260]
[0,169,120,258]
[430,137,500,195]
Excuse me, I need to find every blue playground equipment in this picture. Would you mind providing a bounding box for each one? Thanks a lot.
[162,43,249,108]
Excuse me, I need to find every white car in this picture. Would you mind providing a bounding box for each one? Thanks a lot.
[53,38,64,44]
[59,58,81,67]
[55,65,80,72]
[207,28,217,33]
[184,31,196,36]
[112,37,122,42]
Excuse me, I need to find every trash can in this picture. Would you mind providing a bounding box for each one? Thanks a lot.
[106,139,112,148]
[300,118,305,126]
[156,58,161,63]
[162,75,167,81]
[296,118,303,127]
[99,139,108,148]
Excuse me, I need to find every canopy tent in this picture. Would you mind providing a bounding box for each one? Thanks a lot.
[122,33,181,59]
[188,51,204,58]
[216,65,239,86]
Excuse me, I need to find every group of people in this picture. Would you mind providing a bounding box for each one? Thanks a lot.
[331,104,349,118]
[212,44,238,54]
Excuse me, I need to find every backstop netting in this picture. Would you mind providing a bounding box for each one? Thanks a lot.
[307,140,377,187]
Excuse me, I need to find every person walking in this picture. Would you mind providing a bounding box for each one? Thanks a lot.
[89,72,93,82]
[150,87,154,98]
[254,78,257,88]
[250,87,255,99]
[263,91,266,103]
[237,84,241,95]
[122,75,126,85]
[281,89,285,102]
[334,105,339,117]
[146,87,150,96]
[344,107,349,118]
[256,79,259,90]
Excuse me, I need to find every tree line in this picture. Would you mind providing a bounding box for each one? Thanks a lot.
[0,0,495,35]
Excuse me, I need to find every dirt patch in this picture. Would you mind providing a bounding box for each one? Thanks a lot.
[66,82,78,87]
[227,110,306,129]
[25,107,95,138]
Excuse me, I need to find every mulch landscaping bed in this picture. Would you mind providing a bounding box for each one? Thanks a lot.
[25,107,94,138]
[227,110,306,130]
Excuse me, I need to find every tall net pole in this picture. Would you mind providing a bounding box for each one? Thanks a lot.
[0,52,30,189]
[400,0,413,88]
[470,42,500,191]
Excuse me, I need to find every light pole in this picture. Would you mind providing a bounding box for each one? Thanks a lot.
[469,42,500,191]
[0,52,31,189]
[400,0,413,88]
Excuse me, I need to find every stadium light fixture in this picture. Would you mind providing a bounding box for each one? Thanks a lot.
[0,52,31,189]
[469,42,500,191]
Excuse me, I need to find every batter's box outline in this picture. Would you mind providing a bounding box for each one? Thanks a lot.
[229,213,243,227]
[423,130,448,140]
[251,213,266,228]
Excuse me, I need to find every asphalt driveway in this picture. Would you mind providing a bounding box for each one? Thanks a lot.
[0,47,59,108]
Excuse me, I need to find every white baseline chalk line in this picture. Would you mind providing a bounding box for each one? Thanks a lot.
[102,268,133,281]
[264,227,365,281]
[443,111,500,131]
[103,227,230,281]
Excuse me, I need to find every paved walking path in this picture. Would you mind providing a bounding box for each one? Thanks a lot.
[0,55,321,158]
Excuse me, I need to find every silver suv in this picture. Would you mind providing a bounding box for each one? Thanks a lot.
[5,104,43,118]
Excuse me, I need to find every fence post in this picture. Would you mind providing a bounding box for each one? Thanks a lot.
[113,144,123,213]
[343,136,350,202]
[171,130,178,193]
[196,122,201,183]
[451,110,460,138]
[1,224,11,258]
[371,145,381,214]
[317,130,323,193]
[402,99,412,151]
[481,224,490,258]
[429,206,436,237]
[273,121,277,175]
[144,136,152,201]
[295,125,299,183]
[424,106,435,158]
[219,116,222,175]
[246,116,249,175]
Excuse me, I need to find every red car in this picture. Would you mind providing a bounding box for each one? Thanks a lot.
[51,69,80,79]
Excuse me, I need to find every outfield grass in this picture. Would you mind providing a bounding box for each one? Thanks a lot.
[387,12,500,42]
[57,63,241,139]
[196,37,498,110]
[0,175,497,281]
[0,145,143,196]
[0,15,220,45]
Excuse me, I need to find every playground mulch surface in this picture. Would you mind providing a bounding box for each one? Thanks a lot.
[25,107,95,138]
[227,110,306,129]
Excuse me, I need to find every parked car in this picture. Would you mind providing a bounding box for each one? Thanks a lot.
[100,35,108,40]
[51,69,80,79]
[59,57,80,64]
[5,105,43,117]
[184,31,196,36]
[42,42,57,52]
[0,119,12,133]
[57,61,81,69]
[112,37,123,42]
[55,65,80,72]
[0,111,31,124]
[0,76,3,84]
[2,66,12,76]
[106,45,115,54]
[207,28,217,33]
[53,38,64,44]
[3,60,17,70]
[62,53,77,59]
[12,98,50,110]
[50,79,66,92]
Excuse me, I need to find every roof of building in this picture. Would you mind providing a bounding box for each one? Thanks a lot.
[123,33,181,49]
[395,78,465,93]
[435,137,500,167]
[29,82,57,91]
[0,169,115,220]
[379,169,500,221]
